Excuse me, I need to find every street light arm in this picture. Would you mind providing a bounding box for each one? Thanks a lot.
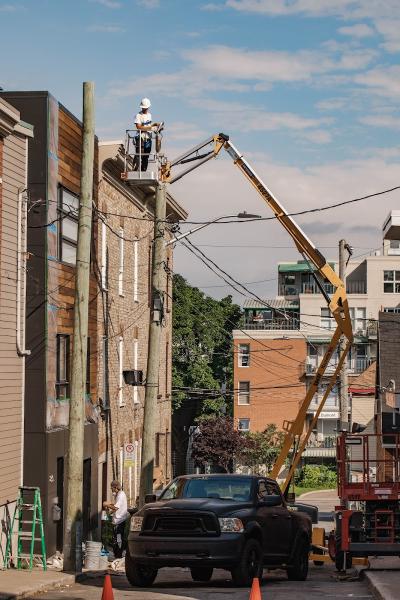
[165,212,261,246]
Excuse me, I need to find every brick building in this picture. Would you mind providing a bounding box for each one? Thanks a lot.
[233,336,307,434]
[97,142,187,509]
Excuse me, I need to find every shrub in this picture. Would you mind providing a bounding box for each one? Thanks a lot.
[295,464,337,488]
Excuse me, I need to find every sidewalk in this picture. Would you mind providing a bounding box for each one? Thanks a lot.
[362,557,400,600]
[0,568,75,600]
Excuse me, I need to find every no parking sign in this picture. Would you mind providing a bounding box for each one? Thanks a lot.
[124,442,135,468]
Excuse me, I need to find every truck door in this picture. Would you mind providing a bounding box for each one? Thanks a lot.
[257,480,292,559]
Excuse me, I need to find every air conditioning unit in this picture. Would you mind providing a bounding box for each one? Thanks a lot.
[123,369,143,386]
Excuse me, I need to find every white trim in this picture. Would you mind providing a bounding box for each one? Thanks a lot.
[133,238,138,302]
[119,228,124,296]
[133,339,139,404]
[119,336,125,407]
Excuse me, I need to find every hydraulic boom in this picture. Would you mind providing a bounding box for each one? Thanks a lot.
[162,133,353,493]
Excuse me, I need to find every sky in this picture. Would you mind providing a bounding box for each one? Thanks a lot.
[2,0,400,303]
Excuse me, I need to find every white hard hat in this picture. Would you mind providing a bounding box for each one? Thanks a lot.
[140,97,151,109]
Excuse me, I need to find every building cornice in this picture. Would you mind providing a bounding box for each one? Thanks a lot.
[0,98,20,138]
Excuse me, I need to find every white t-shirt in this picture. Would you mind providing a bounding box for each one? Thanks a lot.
[112,490,129,525]
[134,111,152,139]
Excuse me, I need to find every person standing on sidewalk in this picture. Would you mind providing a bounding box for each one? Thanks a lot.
[103,480,129,558]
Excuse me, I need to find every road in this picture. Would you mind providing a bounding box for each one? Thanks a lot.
[29,491,374,600]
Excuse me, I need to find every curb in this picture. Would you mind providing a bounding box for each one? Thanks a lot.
[0,572,77,600]
[297,489,336,499]
[362,570,399,600]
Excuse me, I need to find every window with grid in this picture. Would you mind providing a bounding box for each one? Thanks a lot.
[384,270,400,293]
[238,418,250,431]
[118,336,124,407]
[56,335,70,400]
[349,307,366,334]
[238,344,250,367]
[320,307,334,329]
[238,381,250,405]
[59,188,79,265]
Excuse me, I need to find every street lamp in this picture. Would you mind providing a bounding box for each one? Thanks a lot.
[165,210,262,246]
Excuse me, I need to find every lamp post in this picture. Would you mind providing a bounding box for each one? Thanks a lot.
[165,211,262,246]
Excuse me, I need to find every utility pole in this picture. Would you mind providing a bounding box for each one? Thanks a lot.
[339,238,349,432]
[139,183,167,506]
[63,82,95,572]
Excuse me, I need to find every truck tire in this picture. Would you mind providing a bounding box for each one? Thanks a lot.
[287,537,309,581]
[125,547,158,588]
[231,538,263,587]
[190,566,213,582]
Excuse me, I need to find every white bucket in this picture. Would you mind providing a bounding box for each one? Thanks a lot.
[85,541,102,570]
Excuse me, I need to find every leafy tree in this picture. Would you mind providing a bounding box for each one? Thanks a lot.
[238,425,285,473]
[294,464,337,488]
[191,416,248,473]
[172,274,241,414]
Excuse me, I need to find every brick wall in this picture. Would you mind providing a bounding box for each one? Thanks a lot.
[233,337,307,433]
[97,174,173,507]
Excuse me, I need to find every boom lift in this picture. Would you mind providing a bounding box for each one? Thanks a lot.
[160,132,353,493]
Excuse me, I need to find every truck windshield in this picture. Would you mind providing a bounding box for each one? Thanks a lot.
[160,477,253,501]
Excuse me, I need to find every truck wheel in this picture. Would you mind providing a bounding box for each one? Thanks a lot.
[231,538,262,587]
[190,566,213,582]
[287,537,309,581]
[125,548,158,588]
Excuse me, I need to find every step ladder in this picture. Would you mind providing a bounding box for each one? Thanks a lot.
[3,487,47,570]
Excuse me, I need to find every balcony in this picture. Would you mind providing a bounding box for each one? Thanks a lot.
[367,320,378,338]
[301,282,335,295]
[346,280,366,294]
[349,357,374,374]
[306,358,338,375]
[244,317,300,330]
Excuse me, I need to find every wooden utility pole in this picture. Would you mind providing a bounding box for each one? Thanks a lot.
[63,82,95,572]
[139,183,166,506]
[339,238,349,431]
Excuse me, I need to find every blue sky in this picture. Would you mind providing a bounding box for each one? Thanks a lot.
[2,0,400,299]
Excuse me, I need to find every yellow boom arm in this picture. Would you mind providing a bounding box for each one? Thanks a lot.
[163,133,353,493]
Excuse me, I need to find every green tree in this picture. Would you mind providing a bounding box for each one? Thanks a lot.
[191,416,248,473]
[238,425,285,473]
[172,274,241,414]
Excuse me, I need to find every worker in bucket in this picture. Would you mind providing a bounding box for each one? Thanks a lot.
[133,97,160,171]
[103,480,129,558]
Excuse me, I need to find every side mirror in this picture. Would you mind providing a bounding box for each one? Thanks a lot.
[259,494,282,507]
[145,494,157,504]
[286,492,296,505]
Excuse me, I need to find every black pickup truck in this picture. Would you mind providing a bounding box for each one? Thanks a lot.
[126,474,312,587]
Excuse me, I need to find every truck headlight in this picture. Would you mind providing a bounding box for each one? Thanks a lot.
[218,517,244,533]
[130,516,144,532]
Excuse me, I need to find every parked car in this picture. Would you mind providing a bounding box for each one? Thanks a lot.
[126,474,312,587]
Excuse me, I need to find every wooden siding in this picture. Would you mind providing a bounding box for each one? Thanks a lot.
[0,131,26,505]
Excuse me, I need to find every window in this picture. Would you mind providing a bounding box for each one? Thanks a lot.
[238,344,250,367]
[349,307,366,334]
[101,220,108,290]
[59,188,79,265]
[102,336,109,407]
[133,339,139,404]
[119,228,124,296]
[133,238,138,302]
[384,307,400,313]
[321,307,334,329]
[238,381,250,405]
[384,270,400,293]
[238,418,250,431]
[56,334,70,399]
[118,336,124,407]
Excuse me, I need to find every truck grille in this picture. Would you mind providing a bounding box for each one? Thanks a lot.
[142,511,219,537]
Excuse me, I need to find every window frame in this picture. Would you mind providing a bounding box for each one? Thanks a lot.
[118,227,124,296]
[384,270,400,294]
[58,187,79,266]
[238,381,250,405]
[238,418,250,431]
[238,343,250,367]
[56,334,70,400]
[118,336,125,407]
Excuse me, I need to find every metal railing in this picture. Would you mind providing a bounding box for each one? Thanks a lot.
[346,280,367,294]
[307,436,336,449]
[244,318,300,330]
[122,125,164,179]
[301,282,335,295]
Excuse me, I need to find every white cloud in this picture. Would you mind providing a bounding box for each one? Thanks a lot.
[315,98,346,111]
[87,23,125,32]
[137,0,160,8]
[338,23,375,38]
[359,115,400,130]
[0,3,22,10]
[302,129,332,144]
[374,19,400,53]
[355,66,400,99]
[89,0,121,7]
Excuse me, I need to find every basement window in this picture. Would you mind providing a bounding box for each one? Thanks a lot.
[59,187,79,265]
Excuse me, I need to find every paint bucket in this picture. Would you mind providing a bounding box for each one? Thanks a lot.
[84,541,102,570]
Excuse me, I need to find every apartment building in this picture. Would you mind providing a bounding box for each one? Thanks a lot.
[1,91,100,556]
[233,211,400,459]
[0,98,33,548]
[97,142,187,509]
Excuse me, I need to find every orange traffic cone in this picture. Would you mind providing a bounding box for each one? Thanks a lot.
[101,574,114,600]
[249,577,261,600]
